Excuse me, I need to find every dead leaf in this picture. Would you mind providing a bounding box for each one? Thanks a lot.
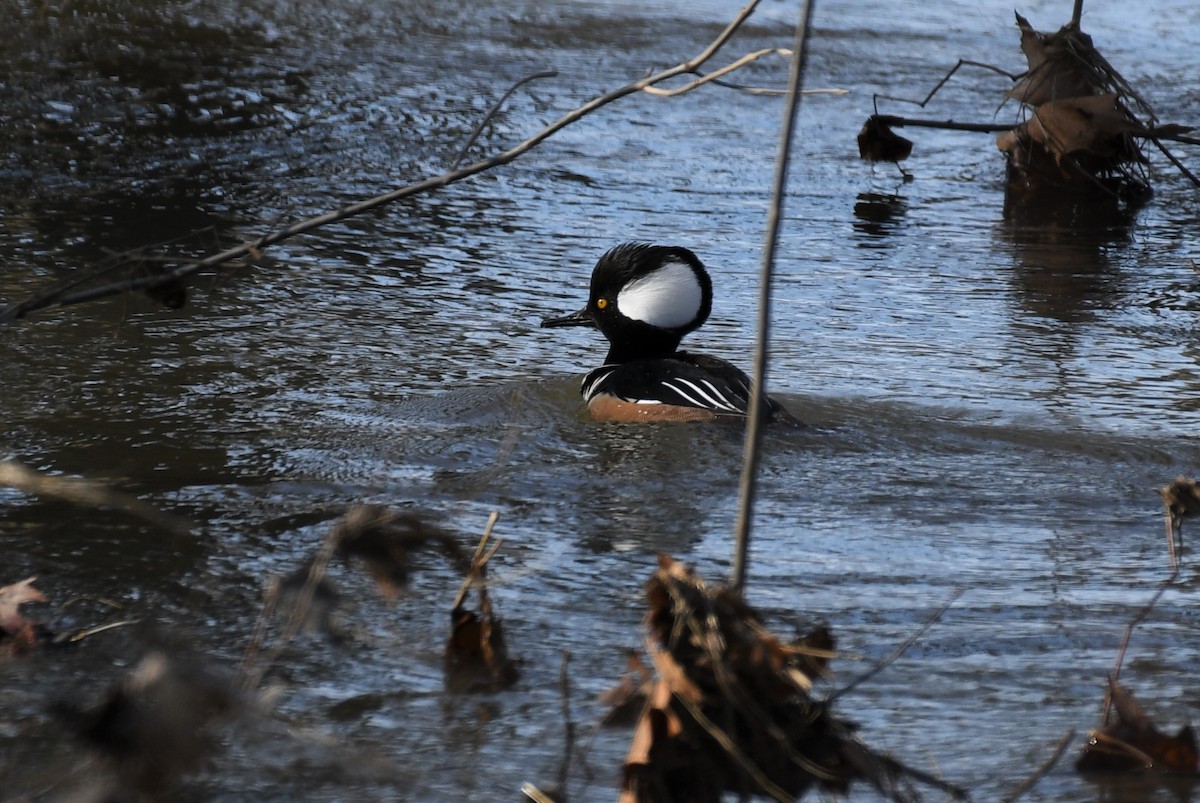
[1025,94,1142,163]
[1008,12,1100,106]
[0,577,49,653]
[1077,679,1199,774]
[1161,477,1200,532]
[444,519,517,692]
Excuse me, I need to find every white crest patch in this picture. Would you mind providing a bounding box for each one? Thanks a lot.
[616,258,703,329]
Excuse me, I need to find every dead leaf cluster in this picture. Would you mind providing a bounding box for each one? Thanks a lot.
[995,12,1158,192]
[620,556,962,803]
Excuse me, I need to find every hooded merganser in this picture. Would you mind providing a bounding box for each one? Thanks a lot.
[542,242,798,423]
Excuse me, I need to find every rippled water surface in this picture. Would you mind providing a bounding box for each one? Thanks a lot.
[3,0,1200,800]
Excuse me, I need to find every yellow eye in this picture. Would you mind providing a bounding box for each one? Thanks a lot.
[596,298,608,310]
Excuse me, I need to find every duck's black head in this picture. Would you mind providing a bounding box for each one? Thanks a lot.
[541,242,713,363]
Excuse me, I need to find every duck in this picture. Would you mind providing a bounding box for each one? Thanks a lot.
[542,242,798,423]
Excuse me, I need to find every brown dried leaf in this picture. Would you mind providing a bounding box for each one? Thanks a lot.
[1008,13,1100,106]
[1025,94,1142,163]
[599,650,655,727]
[1077,680,1199,774]
[1161,476,1200,530]
[0,576,48,652]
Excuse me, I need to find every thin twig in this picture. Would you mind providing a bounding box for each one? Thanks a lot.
[1147,136,1200,187]
[643,48,792,97]
[0,0,766,323]
[829,588,964,703]
[872,59,1022,114]
[1000,729,1075,803]
[451,70,558,170]
[1165,504,1178,574]
[731,0,814,595]
[519,783,557,803]
[869,114,1015,134]
[235,576,282,688]
[0,457,192,535]
[237,508,375,690]
[64,619,142,642]
[1103,568,1177,722]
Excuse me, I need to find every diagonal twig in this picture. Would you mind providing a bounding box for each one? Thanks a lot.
[1,0,767,323]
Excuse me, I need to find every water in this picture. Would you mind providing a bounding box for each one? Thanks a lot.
[2,0,1200,799]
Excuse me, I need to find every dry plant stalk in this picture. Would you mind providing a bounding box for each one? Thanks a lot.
[1099,478,1195,726]
[1160,476,1200,569]
[444,511,518,692]
[621,556,963,803]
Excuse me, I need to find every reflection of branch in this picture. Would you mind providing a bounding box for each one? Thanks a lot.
[0,0,766,323]
[0,458,192,534]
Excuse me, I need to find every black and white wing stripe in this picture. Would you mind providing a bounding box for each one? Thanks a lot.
[581,355,756,416]
[658,376,743,413]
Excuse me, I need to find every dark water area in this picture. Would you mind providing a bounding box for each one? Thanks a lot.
[3,0,1200,799]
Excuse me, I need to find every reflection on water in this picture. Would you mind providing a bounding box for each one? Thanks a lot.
[852,191,909,243]
[998,188,1142,323]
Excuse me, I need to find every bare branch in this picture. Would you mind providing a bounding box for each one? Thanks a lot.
[643,48,792,97]
[731,0,814,595]
[1,0,767,323]
[451,69,558,170]
[872,59,1023,114]
[869,113,1015,134]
